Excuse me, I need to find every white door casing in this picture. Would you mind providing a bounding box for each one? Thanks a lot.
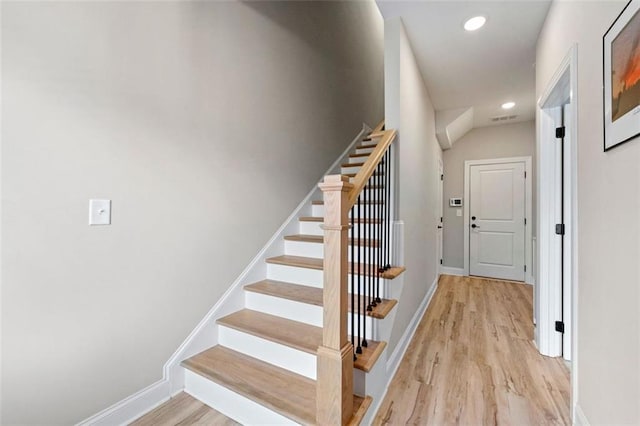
[463,156,533,284]
[437,159,444,271]
[469,162,526,281]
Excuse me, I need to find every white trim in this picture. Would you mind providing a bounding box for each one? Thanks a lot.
[385,276,437,371]
[439,266,464,276]
[369,275,438,421]
[574,405,590,426]
[184,370,296,425]
[76,380,175,426]
[537,43,579,422]
[75,124,372,426]
[463,156,533,284]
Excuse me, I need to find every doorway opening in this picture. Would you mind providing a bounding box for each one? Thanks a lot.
[536,44,578,420]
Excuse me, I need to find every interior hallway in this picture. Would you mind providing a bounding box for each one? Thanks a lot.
[374,274,570,425]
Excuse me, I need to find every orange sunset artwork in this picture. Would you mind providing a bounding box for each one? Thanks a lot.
[612,8,640,122]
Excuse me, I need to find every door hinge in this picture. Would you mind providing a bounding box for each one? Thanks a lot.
[555,224,565,235]
[556,126,565,138]
[555,321,565,333]
[440,259,443,265]
[524,218,527,225]
[524,171,527,178]
[440,216,443,223]
[524,265,527,272]
[440,174,444,181]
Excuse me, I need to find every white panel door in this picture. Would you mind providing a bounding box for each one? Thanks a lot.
[469,162,525,281]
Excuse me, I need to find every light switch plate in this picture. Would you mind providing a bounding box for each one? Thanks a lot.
[456,209,462,217]
[89,199,111,225]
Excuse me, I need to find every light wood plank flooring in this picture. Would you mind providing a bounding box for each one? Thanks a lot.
[130,392,238,426]
[374,274,570,425]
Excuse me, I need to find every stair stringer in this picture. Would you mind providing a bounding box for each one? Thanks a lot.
[162,124,372,397]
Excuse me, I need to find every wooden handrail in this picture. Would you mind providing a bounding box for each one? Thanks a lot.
[347,128,397,208]
[372,120,385,133]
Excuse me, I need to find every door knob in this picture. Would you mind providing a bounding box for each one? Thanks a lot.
[472,216,476,220]
[471,224,479,228]
[437,225,443,229]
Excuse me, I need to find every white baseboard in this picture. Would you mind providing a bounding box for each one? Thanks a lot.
[440,266,464,276]
[574,404,589,426]
[75,125,372,426]
[76,380,174,426]
[368,275,438,419]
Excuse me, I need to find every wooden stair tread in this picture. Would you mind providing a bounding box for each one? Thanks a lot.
[342,161,365,167]
[350,395,372,426]
[217,309,386,371]
[299,216,382,224]
[354,340,387,373]
[312,199,384,205]
[246,280,323,306]
[299,216,324,222]
[266,254,323,270]
[350,152,371,158]
[182,346,371,424]
[266,255,405,280]
[284,234,379,247]
[218,309,321,354]
[244,279,398,319]
[356,143,377,149]
[182,346,316,424]
[381,266,406,279]
[345,172,383,178]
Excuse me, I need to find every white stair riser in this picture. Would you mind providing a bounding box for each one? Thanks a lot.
[218,325,317,379]
[245,291,322,327]
[244,291,375,331]
[184,369,297,425]
[347,156,369,164]
[313,204,384,218]
[267,263,323,288]
[299,221,323,235]
[342,165,362,174]
[355,147,375,155]
[267,264,389,295]
[299,221,386,236]
[284,240,380,260]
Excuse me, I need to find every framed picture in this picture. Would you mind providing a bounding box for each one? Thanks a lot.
[604,0,640,151]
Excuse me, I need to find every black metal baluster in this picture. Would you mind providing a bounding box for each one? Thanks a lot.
[382,154,387,297]
[356,195,363,355]
[362,185,368,348]
[376,159,383,304]
[385,147,392,270]
[371,173,378,308]
[350,206,356,361]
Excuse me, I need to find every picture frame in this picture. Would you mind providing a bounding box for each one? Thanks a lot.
[603,0,640,151]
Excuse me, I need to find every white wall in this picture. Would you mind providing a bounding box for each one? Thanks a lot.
[442,121,536,268]
[384,17,442,352]
[537,1,639,423]
[0,2,384,424]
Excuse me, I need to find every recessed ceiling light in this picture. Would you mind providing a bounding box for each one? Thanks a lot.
[501,101,516,110]
[464,16,486,31]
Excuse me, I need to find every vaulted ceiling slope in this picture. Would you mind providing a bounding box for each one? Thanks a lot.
[377,0,552,128]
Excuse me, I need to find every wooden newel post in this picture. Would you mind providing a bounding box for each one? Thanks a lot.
[317,174,354,425]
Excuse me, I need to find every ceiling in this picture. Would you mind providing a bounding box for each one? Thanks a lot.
[376,0,552,128]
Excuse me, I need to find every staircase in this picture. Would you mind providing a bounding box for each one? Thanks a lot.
[178,123,404,425]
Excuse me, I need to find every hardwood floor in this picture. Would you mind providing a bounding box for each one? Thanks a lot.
[374,274,570,425]
[130,392,238,426]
